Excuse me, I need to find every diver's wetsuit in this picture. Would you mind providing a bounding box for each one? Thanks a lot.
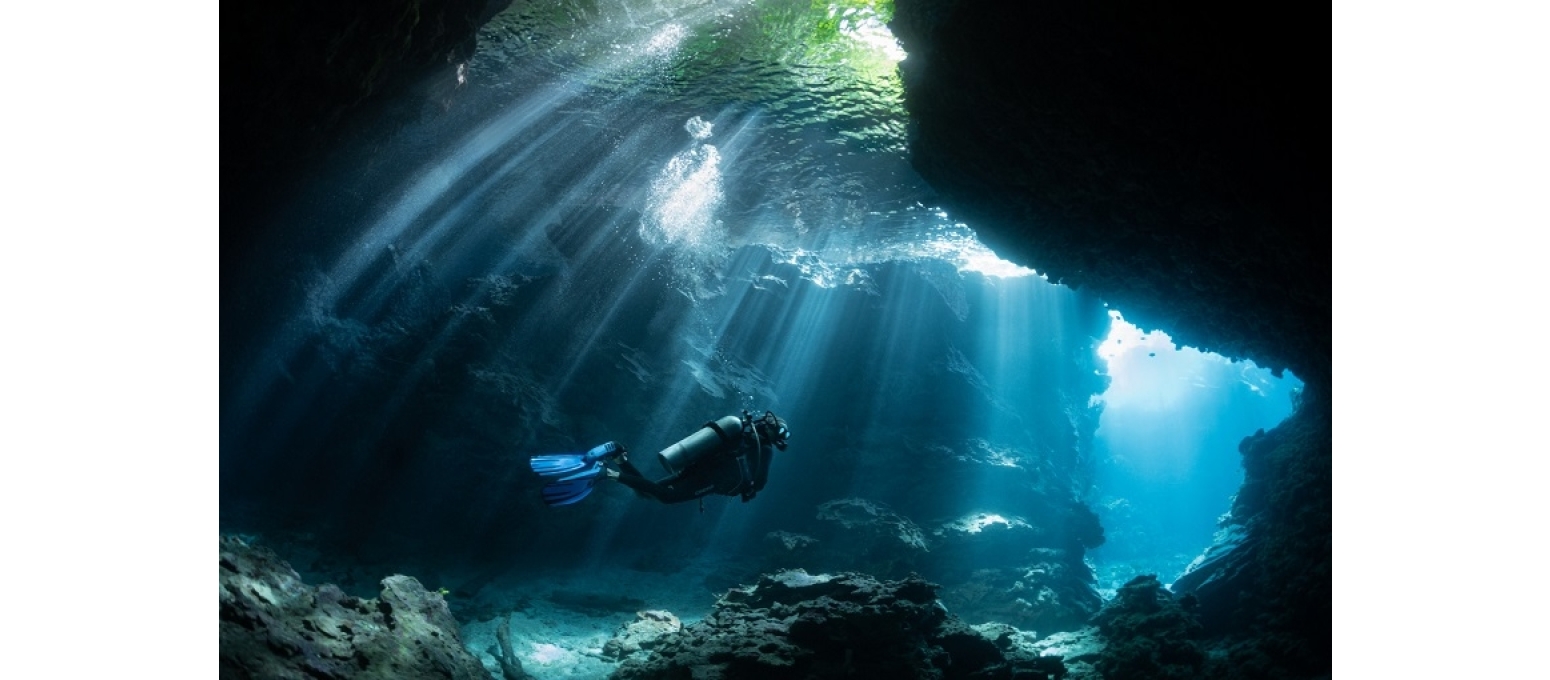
[614,420,777,504]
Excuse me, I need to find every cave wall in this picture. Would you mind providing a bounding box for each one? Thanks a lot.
[889,0,1332,675]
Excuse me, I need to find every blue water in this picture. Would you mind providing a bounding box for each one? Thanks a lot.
[217,1,1305,673]
[1088,313,1301,595]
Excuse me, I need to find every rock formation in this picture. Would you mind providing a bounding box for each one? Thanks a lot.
[888,1,1331,674]
[611,569,1067,680]
[219,535,493,680]
[1090,575,1205,680]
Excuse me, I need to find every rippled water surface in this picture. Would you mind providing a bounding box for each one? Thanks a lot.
[386,0,1019,281]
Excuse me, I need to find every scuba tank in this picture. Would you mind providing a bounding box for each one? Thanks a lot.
[657,414,744,475]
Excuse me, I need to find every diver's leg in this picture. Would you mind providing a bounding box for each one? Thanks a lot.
[638,479,703,504]
[613,468,667,502]
[613,459,701,504]
[613,458,673,502]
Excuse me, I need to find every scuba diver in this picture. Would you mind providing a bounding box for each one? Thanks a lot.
[529,410,790,507]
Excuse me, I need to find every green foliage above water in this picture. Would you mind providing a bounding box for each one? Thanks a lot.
[477,0,906,152]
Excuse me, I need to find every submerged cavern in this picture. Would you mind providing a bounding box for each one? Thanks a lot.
[221,1,1329,679]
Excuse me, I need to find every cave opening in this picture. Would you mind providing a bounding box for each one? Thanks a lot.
[1088,311,1302,597]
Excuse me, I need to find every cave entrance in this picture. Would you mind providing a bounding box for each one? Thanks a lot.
[1087,310,1302,597]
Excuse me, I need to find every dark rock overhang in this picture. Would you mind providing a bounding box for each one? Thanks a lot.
[887,4,1332,673]
[890,0,1330,389]
[222,0,1332,396]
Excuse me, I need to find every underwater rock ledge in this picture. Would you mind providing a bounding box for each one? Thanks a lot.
[219,535,491,680]
[611,569,1066,680]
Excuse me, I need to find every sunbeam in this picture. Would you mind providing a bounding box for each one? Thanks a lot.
[219,2,1324,677]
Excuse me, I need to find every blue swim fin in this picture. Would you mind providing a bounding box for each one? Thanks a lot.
[540,462,605,506]
[530,442,623,479]
[530,454,589,477]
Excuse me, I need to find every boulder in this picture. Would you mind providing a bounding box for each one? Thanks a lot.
[602,610,683,660]
[1091,575,1205,680]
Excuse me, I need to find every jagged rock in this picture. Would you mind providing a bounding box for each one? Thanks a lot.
[937,548,1102,634]
[930,512,1049,572]
[219,535,490,680]
[1170,392,1332,677]
[855,437,1081,525]
[797,502,1102,637]
[602,610,682,660]
[852,438,1106,559]
[817,498,930,550]
[811,498,931,577]
[611,570,1065,680]
[1172,524,1250,598]
[1029,627,1106,680]
[1091,575,1205,680]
